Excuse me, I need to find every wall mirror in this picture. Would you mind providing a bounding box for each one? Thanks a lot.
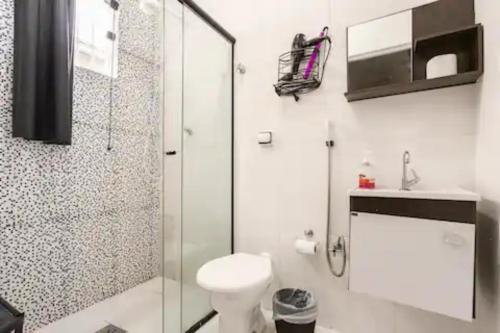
[348,10,413,91]
[345,0,483,102]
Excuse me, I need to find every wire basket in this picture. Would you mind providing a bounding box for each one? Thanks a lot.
[274,29,332,101]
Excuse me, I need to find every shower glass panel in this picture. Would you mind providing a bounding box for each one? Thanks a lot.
[181,5,233,331]
[163,0,184,333]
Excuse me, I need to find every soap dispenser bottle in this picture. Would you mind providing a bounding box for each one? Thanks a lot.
[358,158,375,189]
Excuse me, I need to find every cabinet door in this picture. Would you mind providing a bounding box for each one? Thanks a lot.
[349,212,475,321]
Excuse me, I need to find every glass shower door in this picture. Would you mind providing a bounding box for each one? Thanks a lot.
[181,5,233,331]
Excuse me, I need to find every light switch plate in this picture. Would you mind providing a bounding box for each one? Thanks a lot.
[257,131,272,145]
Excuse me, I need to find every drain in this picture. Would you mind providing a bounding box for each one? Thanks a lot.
[95,324,127,333]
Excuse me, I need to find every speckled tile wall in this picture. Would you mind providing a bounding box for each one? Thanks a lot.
[0,0,163,331]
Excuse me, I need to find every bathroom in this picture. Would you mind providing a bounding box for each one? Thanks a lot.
[0,0,499,332]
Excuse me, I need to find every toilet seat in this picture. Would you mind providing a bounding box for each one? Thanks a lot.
[197,253,272,293]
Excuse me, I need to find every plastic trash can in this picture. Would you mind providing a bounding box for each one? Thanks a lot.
[273,288,318,333]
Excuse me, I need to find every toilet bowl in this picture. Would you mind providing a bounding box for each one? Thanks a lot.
[197,253,273,333]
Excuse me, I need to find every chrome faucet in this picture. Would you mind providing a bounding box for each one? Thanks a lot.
[401,151,421,191]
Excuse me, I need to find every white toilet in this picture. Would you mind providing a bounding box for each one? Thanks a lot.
[197,253,273,333]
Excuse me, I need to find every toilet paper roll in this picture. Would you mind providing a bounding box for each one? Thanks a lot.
[294,239,319,255]
[426,54,458,79]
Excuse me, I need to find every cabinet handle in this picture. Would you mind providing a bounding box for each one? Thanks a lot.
[165,151,177,156]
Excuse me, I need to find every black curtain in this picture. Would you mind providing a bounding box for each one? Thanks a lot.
[13,0,76,145]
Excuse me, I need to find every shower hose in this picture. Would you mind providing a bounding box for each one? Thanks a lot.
[325,140,347,278]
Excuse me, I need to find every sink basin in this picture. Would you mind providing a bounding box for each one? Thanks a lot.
[349,188,480,202]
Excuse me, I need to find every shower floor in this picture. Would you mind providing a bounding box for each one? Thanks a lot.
[36,277,165,333]
[35,277,336,333]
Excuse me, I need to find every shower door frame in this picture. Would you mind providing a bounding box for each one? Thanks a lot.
[177,1,236,332]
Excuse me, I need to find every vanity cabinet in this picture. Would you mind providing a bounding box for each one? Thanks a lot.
[349,194,478,321]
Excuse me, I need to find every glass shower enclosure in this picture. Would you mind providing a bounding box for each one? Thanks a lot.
[163,0,235,332]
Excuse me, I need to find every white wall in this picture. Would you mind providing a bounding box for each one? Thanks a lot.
[194,0,499,332]
[475,0,500,331]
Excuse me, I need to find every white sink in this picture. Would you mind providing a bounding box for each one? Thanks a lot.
[349,188,480,202]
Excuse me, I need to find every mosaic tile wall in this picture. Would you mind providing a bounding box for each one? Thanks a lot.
[0,0,163,331]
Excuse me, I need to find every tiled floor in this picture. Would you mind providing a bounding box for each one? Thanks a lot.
[198,313,337,333]
[36,277,336,333]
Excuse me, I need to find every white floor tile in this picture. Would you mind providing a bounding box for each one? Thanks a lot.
[36,277,338,333]
[198,311,338,333]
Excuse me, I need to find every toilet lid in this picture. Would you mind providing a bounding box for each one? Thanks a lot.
[197,253,272,293]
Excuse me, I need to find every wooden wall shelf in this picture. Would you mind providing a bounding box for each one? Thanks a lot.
[345,0,484,102]
[413,24,483,81]
[345,70,483,102]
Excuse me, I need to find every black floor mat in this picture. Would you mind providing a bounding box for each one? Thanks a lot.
[95,324,127,333]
